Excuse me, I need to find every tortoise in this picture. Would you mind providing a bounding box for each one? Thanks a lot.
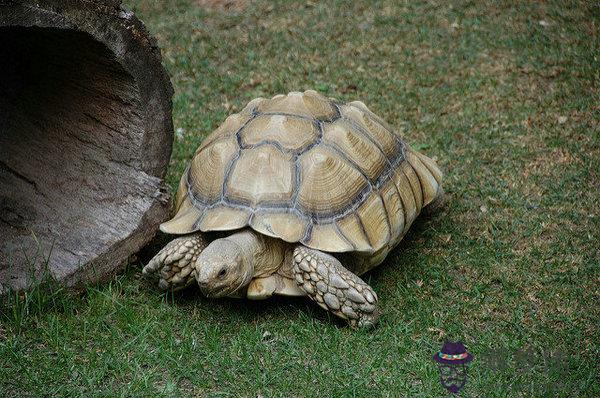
[143,90,443,328]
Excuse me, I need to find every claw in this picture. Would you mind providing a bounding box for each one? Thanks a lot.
[143,233,208,291]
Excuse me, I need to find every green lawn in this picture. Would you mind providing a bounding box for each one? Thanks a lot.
[1,0,598,396]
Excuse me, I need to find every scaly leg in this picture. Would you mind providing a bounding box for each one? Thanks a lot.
[292,246,380,329]
[143,233,209,291]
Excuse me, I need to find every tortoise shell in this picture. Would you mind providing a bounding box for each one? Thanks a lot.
[161,90,442,254]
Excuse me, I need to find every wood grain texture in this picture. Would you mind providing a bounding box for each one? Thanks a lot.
[0,0,173,292]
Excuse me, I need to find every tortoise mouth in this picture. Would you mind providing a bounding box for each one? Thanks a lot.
[200,284,228,298]
[199,270,252,298]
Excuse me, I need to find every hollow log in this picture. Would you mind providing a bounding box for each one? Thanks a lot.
[0,0,174,292]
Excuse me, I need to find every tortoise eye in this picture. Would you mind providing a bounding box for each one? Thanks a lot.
[218,268,227,277]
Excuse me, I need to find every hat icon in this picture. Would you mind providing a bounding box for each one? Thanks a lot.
[433,341,473,365]
[433,341,474,394]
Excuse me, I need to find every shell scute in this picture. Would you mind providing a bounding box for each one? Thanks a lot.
[379,180,405,243]
[256,90,337,121]
[342,104,400,161]
[406,149,439,207]
[189,137,238,202]
[303,223,354,253]
[198,206,250,231]
[196,113,250,153]
[240,114,318,151]
[356,194,390,250]
[336,214,373,252]
[297,146,368,215]
[322,119,387,181]
[250,211,307,243]
[226,145,295,206]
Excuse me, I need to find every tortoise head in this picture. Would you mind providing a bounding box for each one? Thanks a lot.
[195,236,254,298]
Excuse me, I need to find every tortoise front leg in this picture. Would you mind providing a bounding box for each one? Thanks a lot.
[143,233,210,291]
[292,246,380,329]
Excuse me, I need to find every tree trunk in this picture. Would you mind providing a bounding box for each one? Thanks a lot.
[0,0,174,292]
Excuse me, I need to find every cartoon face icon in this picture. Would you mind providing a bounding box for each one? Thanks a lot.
[433,341,474,394]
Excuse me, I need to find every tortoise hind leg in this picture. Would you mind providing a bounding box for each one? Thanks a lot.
[143,233,209,291]
[292,246,379,329]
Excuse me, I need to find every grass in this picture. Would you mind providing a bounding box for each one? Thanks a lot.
[1,0,598,396]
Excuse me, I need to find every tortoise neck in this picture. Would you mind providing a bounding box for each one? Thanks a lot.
[224,229,287,278]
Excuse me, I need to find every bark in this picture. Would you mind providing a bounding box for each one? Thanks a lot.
[0,0,174,292]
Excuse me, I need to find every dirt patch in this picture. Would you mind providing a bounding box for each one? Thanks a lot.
[523,147,579,179]
[196,0,247,12]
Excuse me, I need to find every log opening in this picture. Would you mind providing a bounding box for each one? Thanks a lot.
[0,1,174,292]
